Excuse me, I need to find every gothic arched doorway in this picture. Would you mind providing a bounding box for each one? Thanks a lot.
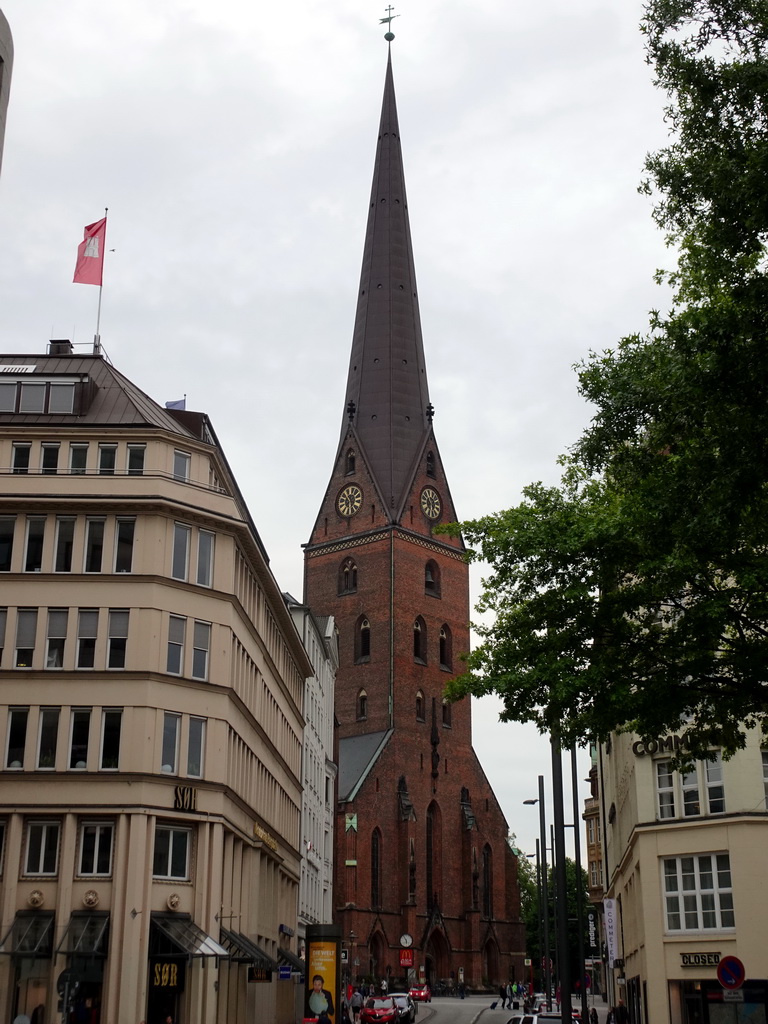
[483,936,501,987]
[424,928,450,987]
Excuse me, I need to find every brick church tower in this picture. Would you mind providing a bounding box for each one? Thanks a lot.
[303,46,523,990]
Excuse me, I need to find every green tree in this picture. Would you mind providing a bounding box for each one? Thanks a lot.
[441,0,768,764]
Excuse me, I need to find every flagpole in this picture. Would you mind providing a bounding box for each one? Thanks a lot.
[94,206,108,354]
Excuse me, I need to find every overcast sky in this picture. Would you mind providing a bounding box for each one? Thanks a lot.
[0,0,673,859]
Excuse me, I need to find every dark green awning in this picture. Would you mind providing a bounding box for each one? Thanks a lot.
[220,928,278,970]
[0,912,54,957]
[55,913,109,956]
[278,947,305,972]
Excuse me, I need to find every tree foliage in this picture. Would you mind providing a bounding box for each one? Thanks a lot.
[441,0,768,763]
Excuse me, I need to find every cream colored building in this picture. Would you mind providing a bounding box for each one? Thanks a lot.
[0,343,312,1024]
[599,726,768,1024]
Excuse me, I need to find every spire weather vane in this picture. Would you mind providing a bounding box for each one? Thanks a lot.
[380,5,399,41]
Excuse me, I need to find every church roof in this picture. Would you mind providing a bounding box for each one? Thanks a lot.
[342,49,431,511]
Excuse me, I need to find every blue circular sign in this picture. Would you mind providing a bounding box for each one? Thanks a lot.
[717,956,746,990]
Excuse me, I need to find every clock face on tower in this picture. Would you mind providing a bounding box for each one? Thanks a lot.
[420,486,441,520]
[337,484,363,518]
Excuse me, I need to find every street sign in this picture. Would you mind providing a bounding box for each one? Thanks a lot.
[717,956,746,990]
[341,949,349,964]
[57,968,80,997]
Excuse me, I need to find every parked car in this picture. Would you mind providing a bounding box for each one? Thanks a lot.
[408,983,431,1003]
[507,1013,581,1024]
[391,992,417,1023]
[361,997,399,1024]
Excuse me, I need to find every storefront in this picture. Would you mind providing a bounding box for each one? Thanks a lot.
[148,913,229,1022]
[0,910,55,1022]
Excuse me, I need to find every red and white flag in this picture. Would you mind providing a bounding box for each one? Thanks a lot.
[73,216,107,285]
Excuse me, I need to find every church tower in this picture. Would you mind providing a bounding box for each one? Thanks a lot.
[303,45,523,989]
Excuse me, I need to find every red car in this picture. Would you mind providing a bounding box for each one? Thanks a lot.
[361,997,399,1024]
[408,984,431,1003]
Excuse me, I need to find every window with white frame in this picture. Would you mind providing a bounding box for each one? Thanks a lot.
[54,517,75,572]
[69,443,88,475]
[167,616,185,674]
[127,444,145,475]
[79,822,114,876]
[153,824,190,879]
[587,817,596,845]
[46,609,68,668]
[19,383,45,413]
[161,713,180,774]
[171,523,190,580]
[77,609,98,668]
[192,621,211,680]
[6,707,29,767]
[25,820,60,875]
[663,853,734,931]
[187,718,206,778]
[24,516,45,572]
[0,516,14,571]
[98,444,117,475]
[84,519,105,572]
[15,609,38,668]
[69,709,91,769]
[107,609,129,669]
[589,860,603,887]
[37,709,60,769]
[100,710,122,770]
[173,450,191,482]
[114,519,135,572]
[655,754,726,819]
[12,443,31,474]
[41,444,60,475]
[196,531,214,587]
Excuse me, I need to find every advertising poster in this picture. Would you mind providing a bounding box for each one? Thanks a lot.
[305,938,338,1021]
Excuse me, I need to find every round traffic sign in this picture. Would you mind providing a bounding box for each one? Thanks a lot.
[717,955,746,990]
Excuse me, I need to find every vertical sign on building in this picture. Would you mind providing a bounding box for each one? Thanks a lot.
[603,899,618,966]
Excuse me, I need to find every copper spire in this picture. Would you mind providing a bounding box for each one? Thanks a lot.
[342,49,431,512]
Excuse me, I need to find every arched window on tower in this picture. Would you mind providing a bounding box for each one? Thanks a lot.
[345,449,356,475]
[355,617,371,663]
[424,560,441,597]
[371,828,382,908]
[482,843,493,919]
[426,451,436,478]
[413,617,427,664]
[442,698,452,728]
[416,690,424,721]
[426,802,442,910]
[338,557,358,595]
[439,625,452,670]
[357,689,368,720]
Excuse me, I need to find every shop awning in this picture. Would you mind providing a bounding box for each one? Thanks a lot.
[150,913,229,959]
[219,927,278,970]
[0,912,54,958]
[55,913,110,956]
[278,947,305,973]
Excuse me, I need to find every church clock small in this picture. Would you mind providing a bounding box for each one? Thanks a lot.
[337,484,363,518]
[420,486,441,520]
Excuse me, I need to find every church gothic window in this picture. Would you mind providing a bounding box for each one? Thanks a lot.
[439,625,452,670]
[357,689,368,720]
[424,560,440,597]
[345,449,356,475]
[416,690,424,721]
[371,828,382,908]
[482,844,493,919]
[426,802,442,910]
[339,557,358,595]
[355,617,371,663]
[426,451,435,477]
[413,617,427,664]
[442,698,452,727]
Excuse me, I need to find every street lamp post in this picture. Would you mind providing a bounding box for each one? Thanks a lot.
[524,777,552,1010]
[552,738,573,1024]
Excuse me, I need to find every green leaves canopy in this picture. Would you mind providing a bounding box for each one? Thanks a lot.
[441,0,768,762]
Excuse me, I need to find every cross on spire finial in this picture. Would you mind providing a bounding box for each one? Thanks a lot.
[380,5,399,41]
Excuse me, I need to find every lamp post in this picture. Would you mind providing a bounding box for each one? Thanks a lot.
[552,738,573,1024]
[524,776,551,1009]
[571,748,588,1023]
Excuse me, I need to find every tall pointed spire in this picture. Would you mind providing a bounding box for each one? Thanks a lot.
[342,49,431,511]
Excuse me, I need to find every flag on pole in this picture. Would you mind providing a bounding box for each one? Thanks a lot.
[73,217,107,285]
[165,399,186,410]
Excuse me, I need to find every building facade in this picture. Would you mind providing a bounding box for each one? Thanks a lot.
[0,344,311,1024]
[0,7,12,178]
[303,50,524,991]
[285,594,338,953]
[599,727,768,1024]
